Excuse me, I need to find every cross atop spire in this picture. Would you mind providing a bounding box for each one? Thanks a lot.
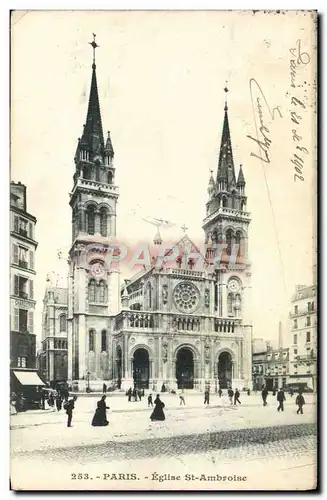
[224,83,229,111]
[89,33,99,68]
[181,223,188,234]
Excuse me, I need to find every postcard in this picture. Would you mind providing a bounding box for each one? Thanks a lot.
[10,9,317,491]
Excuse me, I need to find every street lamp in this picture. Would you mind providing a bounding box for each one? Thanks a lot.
[86,371,91,393]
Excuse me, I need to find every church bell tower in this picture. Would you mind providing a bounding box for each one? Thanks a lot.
[67,35,120,387]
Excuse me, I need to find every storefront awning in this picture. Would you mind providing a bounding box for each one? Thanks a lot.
[13,371,45,386]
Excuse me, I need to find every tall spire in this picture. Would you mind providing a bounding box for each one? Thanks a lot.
[237,164,245,186]
[79,34,105,158]
[216,86,236,185]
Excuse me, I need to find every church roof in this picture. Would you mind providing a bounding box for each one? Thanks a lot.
[44,287,68,306]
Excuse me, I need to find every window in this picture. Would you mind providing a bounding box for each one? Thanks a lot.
[108,171,113,184]
[294,305,298,314]
[60,314,67,332]
[89,329,95,351]
[17,357,27,368]
[96,168,100,182]
[86,206,95,235]
[100,208,108,237]
[19,309,28,331]
[294,349,298,355]
[18,218,28,237]
[306,316,311,327]
[293,319,298,329]
[99,281,106,303]
[306,331,311,343]
[101,330,107,352]
[147,283,152,310]
[235,232,242,256]
[293,334,298,345]
[226,230,233,256]
[227,293,233,315]
[88,280,96,302]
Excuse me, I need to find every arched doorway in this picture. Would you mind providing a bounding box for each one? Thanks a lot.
[218,352,233,389]
[176,347,194,389]
[116,346,122,388]
[133,348,149,389]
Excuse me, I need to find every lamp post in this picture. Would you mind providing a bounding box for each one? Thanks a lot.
[86,371,90,393]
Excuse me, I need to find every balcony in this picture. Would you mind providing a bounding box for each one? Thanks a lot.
[18,228,28,238]
[19,260,28,269]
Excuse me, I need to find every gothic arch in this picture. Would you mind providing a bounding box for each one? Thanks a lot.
[84,200,98,210]
[98,202,113,213]
[173,343,200,362]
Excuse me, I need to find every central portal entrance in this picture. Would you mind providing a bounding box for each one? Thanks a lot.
[133,348,149,389]
[176,347,194,389]
[218,352,233,389]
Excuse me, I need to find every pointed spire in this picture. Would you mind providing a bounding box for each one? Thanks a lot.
[79,35,105,158]
[217,86,236,185]
[237,164,245,185]
[154,227,163,246]
[105,130,114,158]
[208,169,215,197]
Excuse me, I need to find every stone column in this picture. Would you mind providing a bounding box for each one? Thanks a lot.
[124,335,129,379]
[95,209,100,235]
[221,283,227,317]
[67,319,73,381]
[78,314,86,382]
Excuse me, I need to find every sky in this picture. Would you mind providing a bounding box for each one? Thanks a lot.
[11,10,316,347]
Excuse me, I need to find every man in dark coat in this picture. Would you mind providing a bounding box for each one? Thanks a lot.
[218,388,222,398]
[234,388,241,405]
[204,388,210,405]
[228,388,234,404]
[296,392,305,414]
[66,396,77,427]
[127,387,132,402]
[55,393,62,412]
[277,388,286,412]
[262,387,268,406]
[150,395,165,421]
[148,393,153,407]
[103,383,107,394]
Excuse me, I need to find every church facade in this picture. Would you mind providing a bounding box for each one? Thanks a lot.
[66,41,253,392]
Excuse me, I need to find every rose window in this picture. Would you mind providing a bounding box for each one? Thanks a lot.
[173,282,200,313]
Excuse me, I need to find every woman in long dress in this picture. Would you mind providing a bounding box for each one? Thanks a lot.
[150,394,165,421]
[91,395,109,427]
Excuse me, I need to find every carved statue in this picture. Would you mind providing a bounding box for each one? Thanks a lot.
[205,288,210,308]
[204,336,210,364]
[162,285,168,304]
[162,337,168,363]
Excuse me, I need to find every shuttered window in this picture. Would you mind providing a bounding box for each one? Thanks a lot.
[13,244,19,265]
[28,312,34,333]
[14,275,19,296]
[14,308,19,330]
[29,280,34,299]
[13,215,19,233]
[29,251,34,270]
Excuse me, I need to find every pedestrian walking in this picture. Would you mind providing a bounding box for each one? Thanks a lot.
[92,395,109,426]
[277,388,286,412]
[247,389,251,396]
[150,395,165,421]
[48,393,56,412]
[132,387,137,402]
[147,393,153,407]
[138,389,143,401]
[262,387,268,407]
[55,393,63,412]
[234,388,241,405]
[127,387,132,402]
[179,394,186,405]
[65,396,77,427]
[41,390,46,410]
[296,392,305,414]
[10,392,17,415]
[218,388,222,398]
[204,388,210,405]
[289,388,294,397]
[103,383,107,394]
[228,388,234,404]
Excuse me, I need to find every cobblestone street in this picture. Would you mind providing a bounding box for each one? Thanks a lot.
[10,394,317,491]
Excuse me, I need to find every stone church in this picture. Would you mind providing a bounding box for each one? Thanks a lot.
[56,41,253,392]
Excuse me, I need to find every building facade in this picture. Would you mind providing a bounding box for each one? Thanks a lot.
[10,182,38,371]
[288,285,317,391]
[39,286,68,384]
[252,339,290,391]
[65,43,253,392]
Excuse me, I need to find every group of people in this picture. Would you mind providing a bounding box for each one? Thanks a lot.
[126,387,145,402]
[260,386,306,414]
